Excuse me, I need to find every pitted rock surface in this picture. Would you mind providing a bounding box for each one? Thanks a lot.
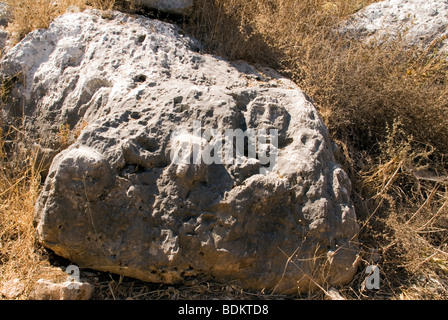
[342,0,448,52]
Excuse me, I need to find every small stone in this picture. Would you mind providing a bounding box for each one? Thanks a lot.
[0,2,13,27]
[325,287,345,300]
[0,279,25,299]
[138,0,193,15]
[29,279,94,300]
[66,5,80,14]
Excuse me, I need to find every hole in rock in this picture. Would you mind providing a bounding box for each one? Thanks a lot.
[136,34,146,44]
[133,74,147,83]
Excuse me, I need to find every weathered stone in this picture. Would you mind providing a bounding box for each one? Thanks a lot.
[0,2,13,27]
[341,0,448,52]
[29,279,94,300]
[138,0,193,14]
[1,10,360,293]
[0,29,8,52]
[0,1,11,53]
[66,5,81,14]
[0,279,25,299]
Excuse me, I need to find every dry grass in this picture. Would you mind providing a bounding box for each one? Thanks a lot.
[1,0,448,299]
[3,0,138,45]
[3,0,87,44]
[57,120,89,149]
[0,127,44,299]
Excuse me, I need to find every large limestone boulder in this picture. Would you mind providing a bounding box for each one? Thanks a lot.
[341,0,448,52]
[1,10,360,293]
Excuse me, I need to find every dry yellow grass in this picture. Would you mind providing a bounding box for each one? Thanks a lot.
[4,0,87,43]
[3,0,138,44]
[0,128,43,299]
[0,0,447,299]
